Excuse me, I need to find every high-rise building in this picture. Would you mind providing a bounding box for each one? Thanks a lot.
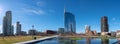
[85,25,90,33]
[11,25,14,35]
[64,9,76,34]
[16,21,21,35]
[3,11,13,36]
[101,16,109,35]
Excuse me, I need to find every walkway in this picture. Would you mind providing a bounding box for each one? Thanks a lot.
[14,35,58,44]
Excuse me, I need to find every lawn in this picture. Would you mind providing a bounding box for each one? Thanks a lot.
[0,36,42,44]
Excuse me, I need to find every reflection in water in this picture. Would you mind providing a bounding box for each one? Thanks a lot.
[58,37,77,44]
[86,37,91,44]
[58,37,110,44]
[101,39,109,44]
[112,38,120,44]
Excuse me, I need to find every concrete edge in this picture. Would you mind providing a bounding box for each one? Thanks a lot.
[13,35,58,44]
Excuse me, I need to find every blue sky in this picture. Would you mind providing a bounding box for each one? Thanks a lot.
[0,0,120,33]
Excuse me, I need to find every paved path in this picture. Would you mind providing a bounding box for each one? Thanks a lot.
[14,35,58,44]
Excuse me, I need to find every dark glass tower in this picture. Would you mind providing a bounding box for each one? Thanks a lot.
[101,16,109,32]
[64,10,76,34]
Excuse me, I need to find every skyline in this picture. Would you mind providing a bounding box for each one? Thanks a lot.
[0,0,120,33]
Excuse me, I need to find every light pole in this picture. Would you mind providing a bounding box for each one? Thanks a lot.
[32,25,34,39]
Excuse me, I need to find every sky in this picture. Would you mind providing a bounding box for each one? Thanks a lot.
[0,0,120,33]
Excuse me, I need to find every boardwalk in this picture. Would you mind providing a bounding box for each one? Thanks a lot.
[14,35,58,44]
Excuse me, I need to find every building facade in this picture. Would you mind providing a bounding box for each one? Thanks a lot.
[58,28,64,34]
[21,31,27,36]
[64,11,76,34]
[28,29,37,35]
[116,30,120,37]
[46,30,57,34]
[3,11,14,36]
[101,16,109,35]
[16,21,21,35]
[85,25,90,33]
[85,25,97,36]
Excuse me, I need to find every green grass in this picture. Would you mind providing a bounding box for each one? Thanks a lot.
[0,36,42,44]
[70,38,83,40]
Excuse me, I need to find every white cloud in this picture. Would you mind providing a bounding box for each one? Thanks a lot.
[22,8,46,15]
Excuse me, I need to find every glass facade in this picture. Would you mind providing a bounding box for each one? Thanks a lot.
[101,16,109,32]
[64,12,76,34]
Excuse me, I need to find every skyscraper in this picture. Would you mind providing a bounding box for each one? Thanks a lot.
[16,21,21,35]
[64,9,76,34]
[3,11,13,36]
[85,25,90,33]
[101,16,109,35]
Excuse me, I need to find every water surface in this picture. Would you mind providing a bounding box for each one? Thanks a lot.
[36,37,117,44]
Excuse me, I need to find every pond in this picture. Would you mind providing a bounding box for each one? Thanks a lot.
[35,37,118,44]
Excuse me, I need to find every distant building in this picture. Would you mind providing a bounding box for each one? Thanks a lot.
[64,8,76,34]
[116,30,120,37]
[28,29,37,35]
[85,25,97,36]
[16,21,21,35]
[85,25,93,36]
[85,25,90,33]
[111,31,116,37]
[36,32,42,35]
[3,11,14,36]
[21,31,27,36]
[58,28,64,34]
[101,16,109,35]
[46,30,57,34]
[93,30,97,35]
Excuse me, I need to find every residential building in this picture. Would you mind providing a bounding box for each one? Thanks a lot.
[16,21,21,35]
[3,11,13,36]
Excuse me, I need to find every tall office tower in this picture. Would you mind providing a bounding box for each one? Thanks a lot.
[101,16,109,35]
[3,11,13,36]
[64,8,76,34]
[85,25,90,33]
[16,21,21,35]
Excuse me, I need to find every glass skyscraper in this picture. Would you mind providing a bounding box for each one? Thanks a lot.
[64,11,76,34]
[101,16,109,35]
[101,16,109,32]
